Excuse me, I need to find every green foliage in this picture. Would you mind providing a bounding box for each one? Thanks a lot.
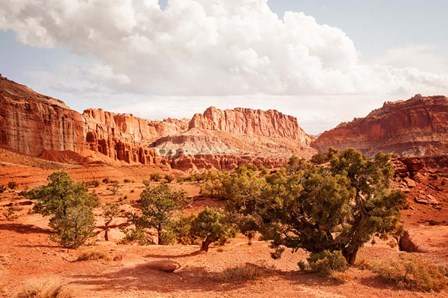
[172,215,196,245]
[130,183,188,245]
[307,250,347,276]
[220,149,406,265]
[26,172,98,248]
[190,207,236,252]
[102,203,120,241]
[371,254,447,292]
[149,173,163,182]
[164,174,175,183]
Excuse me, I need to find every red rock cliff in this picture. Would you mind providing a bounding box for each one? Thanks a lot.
[0,76,86,157]
[189,107,311,145]
[312,95,448,157]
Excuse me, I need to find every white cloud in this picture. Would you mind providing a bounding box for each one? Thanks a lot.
[1,0,447,133]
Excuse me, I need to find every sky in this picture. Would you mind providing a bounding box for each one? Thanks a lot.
[0,0,447,135]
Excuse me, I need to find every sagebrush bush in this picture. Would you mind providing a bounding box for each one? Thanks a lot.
[15,277,72,298]
[219,264,262,282]
[307,250,347,276]
[77,250,109,261]
[371,254,448,292]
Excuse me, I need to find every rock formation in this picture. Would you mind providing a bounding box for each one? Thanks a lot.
[0,77,314,170]
[189,106,311,144]
[0,76,86,157]
[313,94,448,157]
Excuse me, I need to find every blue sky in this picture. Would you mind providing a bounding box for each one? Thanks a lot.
[1,0,447,134]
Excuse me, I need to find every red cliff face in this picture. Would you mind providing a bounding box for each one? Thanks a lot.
[189,106,311,145]
[0,76,315,170]
[83,109,187,164]
[0,76,86,157]
[312,95,448,157]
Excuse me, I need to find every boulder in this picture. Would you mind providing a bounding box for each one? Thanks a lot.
[146,260,181,273]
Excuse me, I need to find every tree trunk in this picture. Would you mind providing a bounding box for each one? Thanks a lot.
[200,239,211,252]
[343,247,359,265]
[157,223,162,245]
[105,227,109,241]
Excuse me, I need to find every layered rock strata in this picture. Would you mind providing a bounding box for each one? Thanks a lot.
[312,95,448,157]
[0,76,313,170]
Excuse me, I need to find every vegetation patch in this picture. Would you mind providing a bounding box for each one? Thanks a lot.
[15,277,72,298]
[371,254,448,292]
[219,264,263,282]
[77,250,109,262]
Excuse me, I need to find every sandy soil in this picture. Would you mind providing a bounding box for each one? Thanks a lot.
[1,153,448,297]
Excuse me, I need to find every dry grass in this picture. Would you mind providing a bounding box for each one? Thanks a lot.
[15,277,72,298]
[76,250,109,261]
[371,254,448,292]
[219,264,262,282]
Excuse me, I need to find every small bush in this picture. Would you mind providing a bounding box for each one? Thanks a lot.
[15,277,72,298]
[149,173,162,182]
[102,178,109,184]
[164,174,175,183]
[7,182,17,189]
[77,250,109,261]
[0,185,5,193]
[3,205,19,221]
[85,180,100,188]
[123,179,132,183]
[219,264,262,282]
[307,250,347,276]
[371,254,448,292]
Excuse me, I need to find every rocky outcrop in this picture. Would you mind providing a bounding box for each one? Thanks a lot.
[189,107,311,144]
[313,95,448,157]
[0,76,87,157]
[0,77,314,170]
[83,109,187,165]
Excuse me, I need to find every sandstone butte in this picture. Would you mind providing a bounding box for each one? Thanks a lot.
[0,75,314,171]
[312,94,448,157]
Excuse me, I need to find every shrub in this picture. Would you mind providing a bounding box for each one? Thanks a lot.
[0,185,5,193]
[102,203,120,241]
[164,174,175,183]
[85,180,100,188]
[119,226,152,245]
[149,173,162,182]
[307,250,347,276]
[123,179,132,183]
[3,205,19,221]
[15,277,72,298]
[371,254,448,292]
[219,264,262,282]
[25,172,98,248]
[7,182,17,189]
[190,207,236,252]
[77,250,109,261]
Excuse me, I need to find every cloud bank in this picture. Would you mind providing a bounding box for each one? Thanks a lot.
[2,0,447,97]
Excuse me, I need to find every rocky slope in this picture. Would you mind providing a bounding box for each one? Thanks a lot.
[312,94,448,157]
[0,76,313,170]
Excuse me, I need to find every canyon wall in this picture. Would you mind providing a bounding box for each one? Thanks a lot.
[0,76,313,170]
[189,106,311,144]
[312,95,448,157]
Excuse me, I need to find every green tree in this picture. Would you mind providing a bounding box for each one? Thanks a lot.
[225,149,406,266]
[133,183,188,245]
[190,207,236,252]
[102,203,120,241]
[26,172,98,248]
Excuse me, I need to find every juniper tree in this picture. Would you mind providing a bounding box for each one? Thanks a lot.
[26,172,98,248]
